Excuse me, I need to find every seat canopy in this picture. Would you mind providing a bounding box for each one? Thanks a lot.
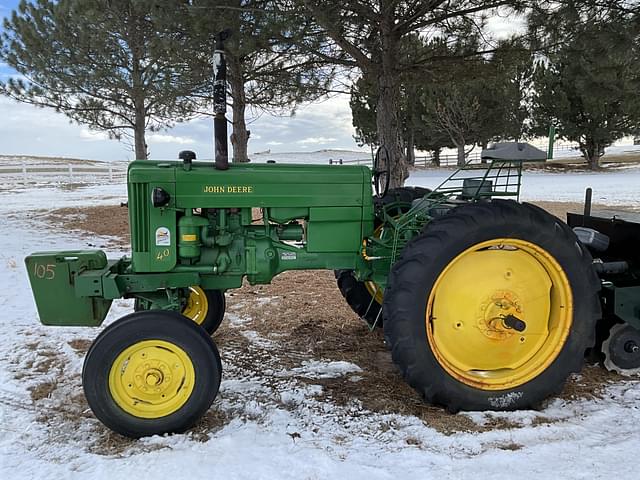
[481,142,547,162]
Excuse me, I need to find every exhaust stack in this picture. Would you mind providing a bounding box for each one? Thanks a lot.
[213,29,231,170]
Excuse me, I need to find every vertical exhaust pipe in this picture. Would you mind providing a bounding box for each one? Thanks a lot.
[213,30,231,170]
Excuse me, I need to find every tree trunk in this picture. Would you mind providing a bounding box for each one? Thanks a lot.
[406,130,415,166]
[457,143,466,167]
[133,100,147,160]
[580,141,601,170]
[130,38,147,160]
[227,52,250,163]
[375,29,407,188]
[432,148,441,167]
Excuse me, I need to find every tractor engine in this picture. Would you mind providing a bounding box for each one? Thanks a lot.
[127,157,374,289]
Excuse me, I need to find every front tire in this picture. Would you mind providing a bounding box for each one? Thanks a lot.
[82,310,222,437]
[383,200,600,411]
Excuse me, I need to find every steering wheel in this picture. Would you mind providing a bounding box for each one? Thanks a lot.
[373,145,390,198]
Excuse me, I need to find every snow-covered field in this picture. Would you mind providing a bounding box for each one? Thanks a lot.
[1,166,640,479]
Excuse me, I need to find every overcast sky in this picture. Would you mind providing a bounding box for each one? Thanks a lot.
[0,0,365,161]
[0,1,525,162]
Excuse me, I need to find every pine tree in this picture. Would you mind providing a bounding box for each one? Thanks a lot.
[1,0,204,160]
[187,0,336,162]
[351,35,530,167]
[530,8,640,169]
[301,0,533,187]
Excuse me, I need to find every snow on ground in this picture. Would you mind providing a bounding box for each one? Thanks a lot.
[1,175,640,480]
[290,360,362,379]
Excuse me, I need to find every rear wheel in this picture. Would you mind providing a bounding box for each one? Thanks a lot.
[336,187,430,328]
[335,269,384,328]
[383,200,600,411]
[82,310,222,437]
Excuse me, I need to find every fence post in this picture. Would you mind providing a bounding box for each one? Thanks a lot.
[22,162,27,184]
[68,164,73,182]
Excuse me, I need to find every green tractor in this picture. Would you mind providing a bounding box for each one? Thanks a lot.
[24,34,613,438]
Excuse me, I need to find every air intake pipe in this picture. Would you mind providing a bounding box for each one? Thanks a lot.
[213,29,232,170]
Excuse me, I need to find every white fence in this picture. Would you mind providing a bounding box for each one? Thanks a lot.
[331,151,484,167]
[330,143,579,168]
[0,162,127,185]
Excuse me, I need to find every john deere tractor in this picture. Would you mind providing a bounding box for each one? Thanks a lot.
[25,34,603,438]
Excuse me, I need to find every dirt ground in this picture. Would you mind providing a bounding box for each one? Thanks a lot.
[45,205,130,247]
[34,199,631,444]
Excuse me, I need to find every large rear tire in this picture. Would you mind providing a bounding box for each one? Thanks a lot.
[336,187,429,328]
[383,200,600,411]
[83,310,222,437]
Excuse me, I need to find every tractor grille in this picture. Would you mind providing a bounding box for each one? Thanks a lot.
[129,183,149,253]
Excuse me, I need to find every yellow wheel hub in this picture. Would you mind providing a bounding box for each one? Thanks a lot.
[108,340,195,418]
[426,238,572,390]
[182,286,209,325]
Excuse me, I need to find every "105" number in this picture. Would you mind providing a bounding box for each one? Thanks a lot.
[33,262,56,280]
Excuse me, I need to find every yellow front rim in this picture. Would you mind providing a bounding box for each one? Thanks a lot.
[426,238,573,390]
[108,340,196,418]
[182,286,209,325]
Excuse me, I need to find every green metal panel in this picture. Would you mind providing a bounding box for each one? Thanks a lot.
[172,162,369,208]
[128,182,149,254]
[269,207,309,223]
[147,182,177,272]
[307,207,363,252]
[128,180,177,273]
[25,251,112,326]
[128,160,176,183]
[614,286,640,329]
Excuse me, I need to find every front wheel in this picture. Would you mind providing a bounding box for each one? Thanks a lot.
[383,200,600,411]
[82,310,222,437]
